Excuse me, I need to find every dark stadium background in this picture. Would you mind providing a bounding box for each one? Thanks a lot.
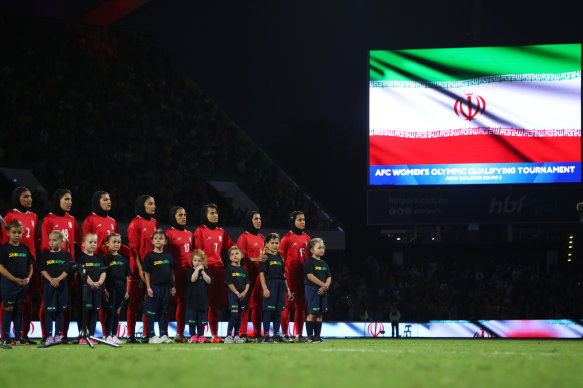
[1,0,581,322]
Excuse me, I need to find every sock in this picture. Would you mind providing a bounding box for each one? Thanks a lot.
[0,303,3,338]
[142,313,149,337]
[208,305,219,336]
[63,306,71,337]
[55,313,64,336]
[127,295,138,336]
[44,312,54,337]
[22,299,32,337]
[189,324,196,337]
[240,310,249,336]
[280,308,290,335]
[162,309,170,336]
[306,321,315,337]
[13,305,23,339]
[234,311,241,336]
[315,321,322,337]
[252,305,262,337]
[263,311,272,337]
[227,311,238,337]
[99,309,107,338]
[159,309,169,337]
[88,311,98,336]
[197,324,205,337]
[112,312,121,337]
[39,301,46,338]
[295,307,305,337]
[105,309,114,337]
[176,301,186,336]
[2,308,12,338]
[146,313,156,337]
[272,313,281,337]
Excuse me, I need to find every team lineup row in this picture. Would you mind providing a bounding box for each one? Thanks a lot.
[0,187,332,346]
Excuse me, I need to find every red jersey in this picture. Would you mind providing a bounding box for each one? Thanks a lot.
[236,232,264,272]
[3,209,39,260]
[193,225,234,267]
[165,227,194,270]
[41,212,82,260]
[127,216,158,271]
[280,231,311,272]
[82,213,121,256]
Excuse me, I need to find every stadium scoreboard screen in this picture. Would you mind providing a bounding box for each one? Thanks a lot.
[369,43,581,186]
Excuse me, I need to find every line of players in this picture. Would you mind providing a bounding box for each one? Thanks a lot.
[0,187,331,344]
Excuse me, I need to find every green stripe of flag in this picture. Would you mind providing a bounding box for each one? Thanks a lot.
[370,44,581,82]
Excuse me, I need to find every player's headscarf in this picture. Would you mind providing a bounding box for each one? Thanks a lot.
[243,210,260,236]
[169,206,185,231]
[134,194,153,220]
[91,190,109,217]
[289,211,304,235]
[12,186,31,213]
[200,203,218,230]
[52,189,72,217]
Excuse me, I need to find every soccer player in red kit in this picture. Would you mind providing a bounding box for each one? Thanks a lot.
[40,189,82,340]
[280,211,310,342]
[165,206,193,343]
[193,203,234,343]
[126,195,157,343]
[236,211,266,341]
[41,190,81,259]
[83,190,132,338]
[82,191,124,256]
[1,187,40,344]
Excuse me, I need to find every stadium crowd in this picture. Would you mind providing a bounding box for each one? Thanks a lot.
[329,243,583,322]
[0,18,335,230]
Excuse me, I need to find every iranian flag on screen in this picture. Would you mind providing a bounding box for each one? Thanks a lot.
[369,44,581,166]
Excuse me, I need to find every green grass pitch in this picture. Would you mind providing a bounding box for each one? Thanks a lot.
[1,339,581,387]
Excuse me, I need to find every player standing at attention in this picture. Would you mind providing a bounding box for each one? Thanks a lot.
[0,221,34,346]
[142,230,176,344]
[41,189,81,342]
[82,191,124,256]
[165,206,193,343]
[280,211,310,342]
[126,195,157,343]
[224,246,249,344]
[259,233,291,343]
[82,191,131,338]
[185,249,211,343]
[236,211,266,342]
[38,230,71,345]
[102,233,130,344]
[2,187,39,344]
[304,238,331,343]
[77,233,106,344]
[193,203,234,343]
